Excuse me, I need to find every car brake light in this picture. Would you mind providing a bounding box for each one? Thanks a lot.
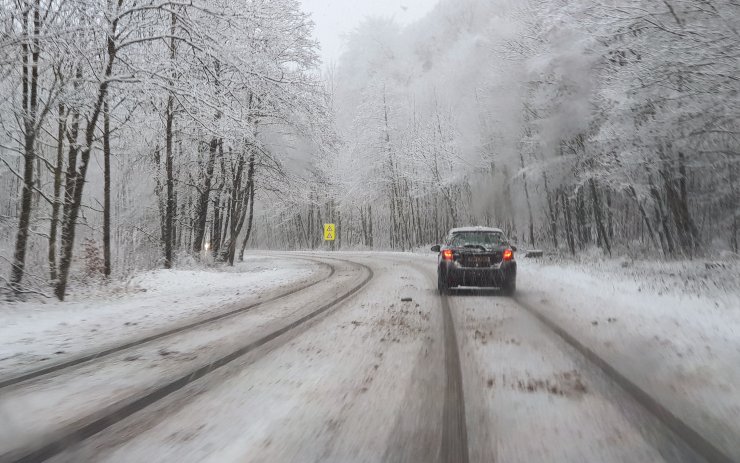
[442,249,454,261]
[503,249,513,261]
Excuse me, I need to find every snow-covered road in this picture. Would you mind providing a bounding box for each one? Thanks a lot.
[1,252,736,463]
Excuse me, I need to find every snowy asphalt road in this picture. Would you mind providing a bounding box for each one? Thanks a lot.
[0,253,727,462]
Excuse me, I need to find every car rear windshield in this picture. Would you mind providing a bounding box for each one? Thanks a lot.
[449,231,507,248]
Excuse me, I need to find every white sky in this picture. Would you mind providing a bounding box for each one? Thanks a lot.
[299,0,438,66]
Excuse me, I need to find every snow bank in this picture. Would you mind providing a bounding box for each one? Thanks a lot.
[0,256,318,377]
[517,257,740,457]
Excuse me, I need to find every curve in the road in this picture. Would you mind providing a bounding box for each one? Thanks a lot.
[513,297,734,463]
[2,257,374,463]
[0,260,335,390]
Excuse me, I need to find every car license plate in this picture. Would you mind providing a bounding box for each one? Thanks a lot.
[470,256,489,267]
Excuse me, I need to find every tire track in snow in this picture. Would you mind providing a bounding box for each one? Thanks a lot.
[403,258,469,463]
[1,257,374,463]
[0,259,334,390]
[439,292,470,463]
[367,256,469,463]
[513,296,733,463]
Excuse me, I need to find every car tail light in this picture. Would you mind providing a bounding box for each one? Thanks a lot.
[442,249,454,261]
[503,249,514,261]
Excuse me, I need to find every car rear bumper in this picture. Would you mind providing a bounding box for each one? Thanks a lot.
[441,262,516,287]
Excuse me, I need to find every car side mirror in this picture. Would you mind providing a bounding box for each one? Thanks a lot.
[431,245,441,253]
[511,245,517,252]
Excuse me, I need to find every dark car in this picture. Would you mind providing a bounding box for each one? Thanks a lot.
[431,226,517,295]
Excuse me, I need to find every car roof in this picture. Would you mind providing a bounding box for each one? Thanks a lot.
[449,226,504,234]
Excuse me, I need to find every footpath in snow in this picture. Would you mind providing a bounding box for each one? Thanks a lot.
[0,256,318,378]
[516,255,740,457]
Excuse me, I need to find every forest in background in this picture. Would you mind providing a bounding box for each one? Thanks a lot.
[269,0,738,256]
[1,0,738,299]
[1,0,332,299]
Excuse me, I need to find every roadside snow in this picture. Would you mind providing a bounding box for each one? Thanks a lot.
[517,257,740,458]
[0,256,318,378]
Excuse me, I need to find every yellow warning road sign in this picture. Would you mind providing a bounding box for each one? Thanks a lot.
[324,223,336,241]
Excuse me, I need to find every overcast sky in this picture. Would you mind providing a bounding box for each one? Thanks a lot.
[299,0,438,66]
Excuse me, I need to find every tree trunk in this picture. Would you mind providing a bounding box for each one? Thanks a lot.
[360,206,368,247]
[415,197,423,246]
[368,204,374,248]
[576,188,588,248]
[192,139,218,254]
[589,179,612,256]
[226,152,246,265]
[627,185,660,252]
[49,104,66,283]
[212,195,222,257]
[236,152,257,263]
[441,187,458,229]
[102,98,112,277]
[606,190,614,240]
[731,163,739,253]
[561,190,576,255]
[9,3,40,294]
[163,101,175,267]
[648,174,674,256]
[543,173,558,249]
[388,188,397,249]
[56,2,122,300]
[335,207,341,250]
[662,152,699,256]
[163,10,177,268]
[153,145,166,246]
[193,57,222,255]
[243,177,256,254]
[519,150,535,247]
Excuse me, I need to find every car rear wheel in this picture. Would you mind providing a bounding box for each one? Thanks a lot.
[437,271,450,295]
[501,277,516,296]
